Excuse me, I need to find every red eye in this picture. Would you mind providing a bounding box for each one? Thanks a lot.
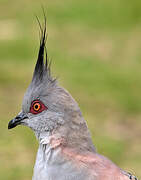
[30,100,47,114]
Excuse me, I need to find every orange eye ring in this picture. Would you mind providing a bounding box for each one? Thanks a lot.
[30,100,47,114]
[33,102,41,111]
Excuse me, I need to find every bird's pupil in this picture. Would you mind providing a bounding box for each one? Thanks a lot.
[35,104,39,110]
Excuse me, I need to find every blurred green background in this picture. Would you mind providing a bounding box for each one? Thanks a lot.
[0,0,141,179]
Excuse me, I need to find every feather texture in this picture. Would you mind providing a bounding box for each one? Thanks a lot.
[32,15,55,85]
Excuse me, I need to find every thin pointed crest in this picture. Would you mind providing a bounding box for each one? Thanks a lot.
[32,13,55,84]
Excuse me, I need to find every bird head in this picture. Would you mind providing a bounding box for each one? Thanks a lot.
[8,17,95,152]
[8,19,81,134]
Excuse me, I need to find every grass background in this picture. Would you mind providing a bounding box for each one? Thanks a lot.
[0,0,141,179]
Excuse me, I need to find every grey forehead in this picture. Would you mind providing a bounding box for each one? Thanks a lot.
[22,80,57,112]
[22,85,42,112]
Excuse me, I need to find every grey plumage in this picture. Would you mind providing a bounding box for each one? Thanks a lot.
[8,16,138,180]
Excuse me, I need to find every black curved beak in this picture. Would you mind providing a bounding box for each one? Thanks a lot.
[8,112,28,129]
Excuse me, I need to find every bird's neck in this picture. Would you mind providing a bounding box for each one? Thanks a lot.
[33,120,95,180]
[33,132,91,180]
[35,120,95,155]
[32,132,65,180]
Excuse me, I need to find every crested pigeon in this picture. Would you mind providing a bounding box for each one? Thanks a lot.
[8,17,138,180]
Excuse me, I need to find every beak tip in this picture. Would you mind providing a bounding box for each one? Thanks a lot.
[8,124,12,129]
[8,119,17,130]
[8,112,28,130]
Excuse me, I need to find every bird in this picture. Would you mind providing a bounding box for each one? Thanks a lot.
[8,16,138,180]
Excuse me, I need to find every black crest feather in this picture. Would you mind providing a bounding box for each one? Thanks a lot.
[32,13,54,84]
